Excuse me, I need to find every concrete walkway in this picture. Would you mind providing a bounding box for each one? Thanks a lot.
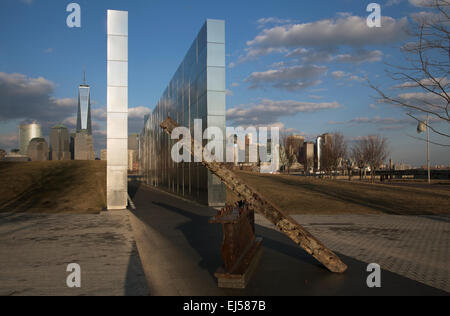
[0,211,149,296]
[260,214,450,293]
[129,185,448,296]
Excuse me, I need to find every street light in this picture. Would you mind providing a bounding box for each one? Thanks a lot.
[417,116,431,184]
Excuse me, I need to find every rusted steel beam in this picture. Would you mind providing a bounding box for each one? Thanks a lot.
[160,117,347,273]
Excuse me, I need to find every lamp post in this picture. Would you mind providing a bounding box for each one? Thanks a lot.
[417,116,431,184]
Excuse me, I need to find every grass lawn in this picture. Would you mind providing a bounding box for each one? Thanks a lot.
[227,171,450,215]
[0,161,106,214]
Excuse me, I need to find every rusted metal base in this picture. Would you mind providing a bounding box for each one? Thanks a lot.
[215,238,263,289]
[210,203,263,288]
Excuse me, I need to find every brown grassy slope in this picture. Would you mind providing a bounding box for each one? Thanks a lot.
[0,161,106,214]
[227,171,450,215]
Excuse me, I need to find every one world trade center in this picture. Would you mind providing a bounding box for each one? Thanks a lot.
[76,72,92,135]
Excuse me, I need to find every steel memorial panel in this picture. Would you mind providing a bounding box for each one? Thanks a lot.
[140,19,226,206]
[107,10,128,210]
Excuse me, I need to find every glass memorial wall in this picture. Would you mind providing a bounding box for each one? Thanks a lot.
[140,19,226,206]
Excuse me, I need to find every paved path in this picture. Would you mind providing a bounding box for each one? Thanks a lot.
[257,214,450,293]
[0,212,149,296]
[129,185,448,296]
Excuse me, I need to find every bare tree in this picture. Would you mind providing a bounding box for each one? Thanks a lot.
[320,133,347,178]
[370,0,449,144]
[280,132,298,174]
[351,141,366,180]
[305,156,314,175]
[344,159,355,181]
[354,136,389,183]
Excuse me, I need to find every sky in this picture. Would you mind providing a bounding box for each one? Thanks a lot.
[0,0,448,166]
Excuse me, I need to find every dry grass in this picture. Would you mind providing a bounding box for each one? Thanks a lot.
[227,171,450,215]
[0,161,106,214]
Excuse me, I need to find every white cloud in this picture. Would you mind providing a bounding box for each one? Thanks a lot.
[53,97,77,107]
[0,72,77,126]
[229,14,407,70]
[396,92,448,112]
[62,116,77,127]
[331,71,366,82]
[244,15,408,60]
[384,0,443,7]
[245,65,327,91]
[128,106,151,119]
[395,77,449,89]
[92,108,107,120]
[334,50,383,64]
[332,71,346,79]
[227,99,341,127]
[386,0,403,6]
[349,116,411,125]
[409,0,437,7]
[287,49,383,65]
[257,17,293,27]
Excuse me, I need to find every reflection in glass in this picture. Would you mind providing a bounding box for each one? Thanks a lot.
[140,20,226,206]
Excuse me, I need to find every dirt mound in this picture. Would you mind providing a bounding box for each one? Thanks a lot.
[228,171,450,215]
[0,161,106,214]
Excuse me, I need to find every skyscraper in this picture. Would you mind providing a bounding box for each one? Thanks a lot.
[50,125,71,161]
[76,72,92,135]
[19,122,42,155]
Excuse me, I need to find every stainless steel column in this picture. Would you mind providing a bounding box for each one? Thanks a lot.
[107,10,128,210]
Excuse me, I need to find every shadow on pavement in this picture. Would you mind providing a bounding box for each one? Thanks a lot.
[124,241,151,296]
[130,185,448,296]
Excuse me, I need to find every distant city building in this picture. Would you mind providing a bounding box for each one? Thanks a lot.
[315,133,332,171]
[69,132,76,160]
[128,134,139,151]
[128,149,139,172]
[128,134,140,171]
[27,138,49,161]
[3,152,29,162]
[302,142,315,172]
[76,72,92,135]
[50,125,71,161]
[244,134,256,166]
[101,149,107,161]
[19,123,42,155]
[395,163,412,171]
[286,135,304,161]
[74,131,95,160]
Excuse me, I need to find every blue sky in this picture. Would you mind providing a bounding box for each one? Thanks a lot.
[0,0,448,166]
